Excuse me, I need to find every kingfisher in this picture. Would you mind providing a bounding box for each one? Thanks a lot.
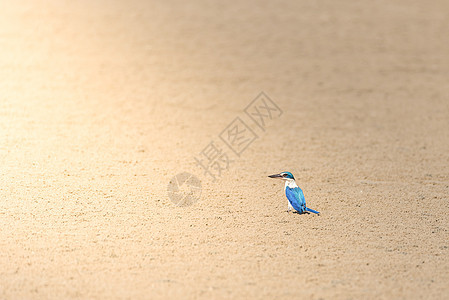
[268,172,320,214]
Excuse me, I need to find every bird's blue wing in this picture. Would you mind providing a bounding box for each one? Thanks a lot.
[285,186,306,213]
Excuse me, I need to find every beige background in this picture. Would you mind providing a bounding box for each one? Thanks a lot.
[1,0,448,299]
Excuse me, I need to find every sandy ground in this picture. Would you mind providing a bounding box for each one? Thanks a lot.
[1,0,449,299]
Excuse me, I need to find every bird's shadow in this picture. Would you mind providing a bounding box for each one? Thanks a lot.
[292,211,309,215]
[291,211,320,216]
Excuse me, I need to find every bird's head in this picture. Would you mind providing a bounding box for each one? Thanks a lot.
[268,171,295,180]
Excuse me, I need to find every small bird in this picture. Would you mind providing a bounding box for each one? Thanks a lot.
[268,172,319,214]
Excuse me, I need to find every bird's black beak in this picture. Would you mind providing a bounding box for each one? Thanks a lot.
[268,173,282,178]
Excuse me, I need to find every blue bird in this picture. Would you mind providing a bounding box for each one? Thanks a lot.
[268,172,319,214]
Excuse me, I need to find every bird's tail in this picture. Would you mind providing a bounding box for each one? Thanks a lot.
[305,207,320,214]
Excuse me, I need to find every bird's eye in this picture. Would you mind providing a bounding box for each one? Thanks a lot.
[282,173,287,177]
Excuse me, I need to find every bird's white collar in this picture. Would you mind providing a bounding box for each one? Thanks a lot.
[285,179,298,189]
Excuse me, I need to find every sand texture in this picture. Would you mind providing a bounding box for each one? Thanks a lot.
[1,0,448,299]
